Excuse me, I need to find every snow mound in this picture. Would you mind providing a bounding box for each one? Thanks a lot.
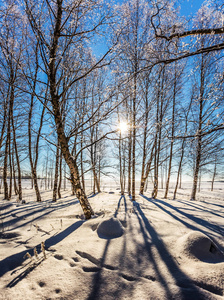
[97,217,124,239]
[178,231,224,262]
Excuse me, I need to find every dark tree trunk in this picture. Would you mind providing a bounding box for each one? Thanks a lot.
[9,140,12,199]
[211,157,216,191]
[128,128,132,196]
[58,150,62,198]
[28,44,42,202]
[140,140,155,195]
[53,141,60,202]
[11,112,22,201]
[173,145,184,200]
[191,54,205,201]
[164,72,176,199]
[3,82,14,200]
[12,151,18,196]
[139,94,148,194]
[0,95,8,151]
[119,132,124,195]
[80,129,85,193]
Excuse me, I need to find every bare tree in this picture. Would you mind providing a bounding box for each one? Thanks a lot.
[27,43,46,202]
[53,140,60,201]
[24,0,115,218]
[0,2,24,200]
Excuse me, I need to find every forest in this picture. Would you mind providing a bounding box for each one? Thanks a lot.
[0,1,224,300]
[0,0,223,220]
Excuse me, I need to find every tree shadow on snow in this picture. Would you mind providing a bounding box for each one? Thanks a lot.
[87,195,206,300]
[88,192,100,198]
[133,201,206,300]
[87,196,128,300]
[141,196,224,242]
[177,199,224,219]
[114,195,127,218]
[0,220,83,278]
[6,259,44,288]
[2,199,79,232]
[202,201,224,210]
[86,239,112,300]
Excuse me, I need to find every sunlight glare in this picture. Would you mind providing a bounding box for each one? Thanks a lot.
[118,122,128,134]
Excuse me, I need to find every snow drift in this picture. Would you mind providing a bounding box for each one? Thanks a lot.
[97,217,124,239]
[177,231,224,262]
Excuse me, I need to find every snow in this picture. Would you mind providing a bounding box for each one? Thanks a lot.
[177,231,224,262]
[97,217,124,239]
[0,185,224,300]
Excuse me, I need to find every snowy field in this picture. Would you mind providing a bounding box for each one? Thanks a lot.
[0,183,224,300]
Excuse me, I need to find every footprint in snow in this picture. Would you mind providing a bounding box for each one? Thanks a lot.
[38,281,46,287]
[54,254,64,260]
[72,257,79,262]
[76,250,117,271]
[144,274,156,282]
[82,266,101,272]
[121,273,136,282]
[69,257,79,267]
[69,262,76,267]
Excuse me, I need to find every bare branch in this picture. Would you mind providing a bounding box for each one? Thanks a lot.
[171,125,224,140]
[168,27,224,40]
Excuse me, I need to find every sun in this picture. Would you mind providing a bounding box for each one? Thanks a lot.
[118,121,128,134]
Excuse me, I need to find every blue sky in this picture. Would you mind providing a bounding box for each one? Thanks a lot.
[115,0,206,16]
[180,0,205,16]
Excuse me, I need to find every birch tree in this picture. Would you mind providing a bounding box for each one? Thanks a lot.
[24,0,114,218]
[0,1,25,201]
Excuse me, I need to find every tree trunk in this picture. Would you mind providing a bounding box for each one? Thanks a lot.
[173,92,193,200]
[161,165,164,189]
[140,140,155,194]
[119,132,124,195]
[0,169,3,194]
[198,170,201,192]
[173,144,184,200]
[45,160,47,190]
[28,44,42,202]
[12,112,22,201]
[211,157,216,191]
[128,127,132,196]
[90,129,100,194]
[63,161,66,191]
[12,150,18,196]
[152,70,164,199]
[191,55,204,201]
[0,94,8,151]
[8,131,13,199]
[50,90,94,217]
[152,137,158,199]
[71,173,75,195]
[179,168,182,189]
[53,141,60,202]
[164,73,176,199]
[131,0,139,202]
[28,122,42,201]
[152,68,164,199]
[80,128,85,193]
[139,78,149,195]
[3,139,9,200]
[58,150,62,198]
[122,139,126,192]
[132,84,136,201]
[3,82,14,200]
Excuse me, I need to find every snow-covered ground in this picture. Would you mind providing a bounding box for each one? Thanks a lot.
[0,184,223,300]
